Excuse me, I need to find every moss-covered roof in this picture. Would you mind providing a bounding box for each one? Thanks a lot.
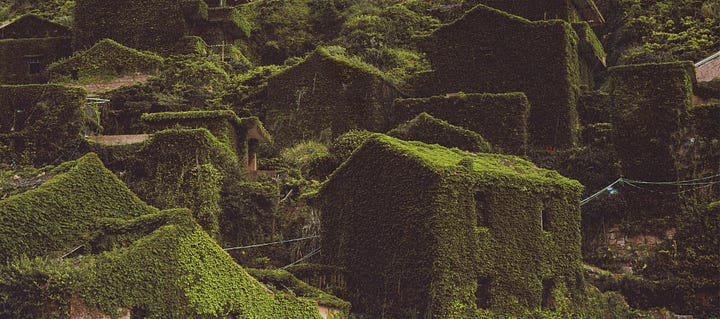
[270,46,403,92]
[609,61,697,86]
[47,38,163,82]
[0,153,157,262]
[387,112,492,153]
[77,208,324,318]
[364,134,581,188]
[0,14,70,39]
[141,110,272,142]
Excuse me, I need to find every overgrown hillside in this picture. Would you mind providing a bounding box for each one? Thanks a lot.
[0,0,718,318]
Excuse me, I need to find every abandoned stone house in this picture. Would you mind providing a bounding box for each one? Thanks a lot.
[318,134,584,318]
[73,0,247,54]
[418,0,606,149]
[261,47,404,146]
[0,14,72,84]
[141,110,271,174]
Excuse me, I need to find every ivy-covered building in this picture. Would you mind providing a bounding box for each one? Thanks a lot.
[418,3,606,149]
[73,0,248,54]
[47,38,164,84]
[0,14,72,84]
[0,153,333,318]
[391,93,530,155]
[387,112,492,153]
[0,84,87,165]
[318,134,588,318]
[141,110,271,174]
[608,61,695,219]
[261,48,403,146]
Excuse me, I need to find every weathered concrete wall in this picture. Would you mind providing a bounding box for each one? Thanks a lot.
[87,134,150,145]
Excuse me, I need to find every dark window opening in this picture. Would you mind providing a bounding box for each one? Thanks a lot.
[542,278,555,309]
[26,56,42,74]
[131,306,148,319]
[475,192,489,227]
[541,199,551,231]
[476,276,491,309]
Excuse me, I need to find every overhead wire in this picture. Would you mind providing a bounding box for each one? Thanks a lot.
[580,173,720,206]
[281,248,321,270]
[223,235,319,251]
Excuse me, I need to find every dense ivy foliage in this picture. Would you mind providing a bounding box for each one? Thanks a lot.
[47,39,163,83]
[392,93,530,155]
[0,153,156,263]
[247,268,350,311]
[596,0,720,64]
[105,128,239,240]
[0,84,86,165]
[0,14,69,38]
[73,0,189,51]
[694,77,720,102]
[319,134,593,317]
[609,61,693,219]
[142,110,270,154]
[477,0,579,22]
[0,0,75,26]
[687,103,720,200]
[77,208,323,318]
[418,4,583,148]
[0,1,718,318]
[236,0,338,65]
[258,47,403,147]
[387,112,492,153]
[0,37,72,84]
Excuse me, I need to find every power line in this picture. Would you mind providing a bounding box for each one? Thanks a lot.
[580,178,622,206]
[60,244,84,259]
[281,248,321,270]
[580,173,720,206]
[223,235,319,251]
